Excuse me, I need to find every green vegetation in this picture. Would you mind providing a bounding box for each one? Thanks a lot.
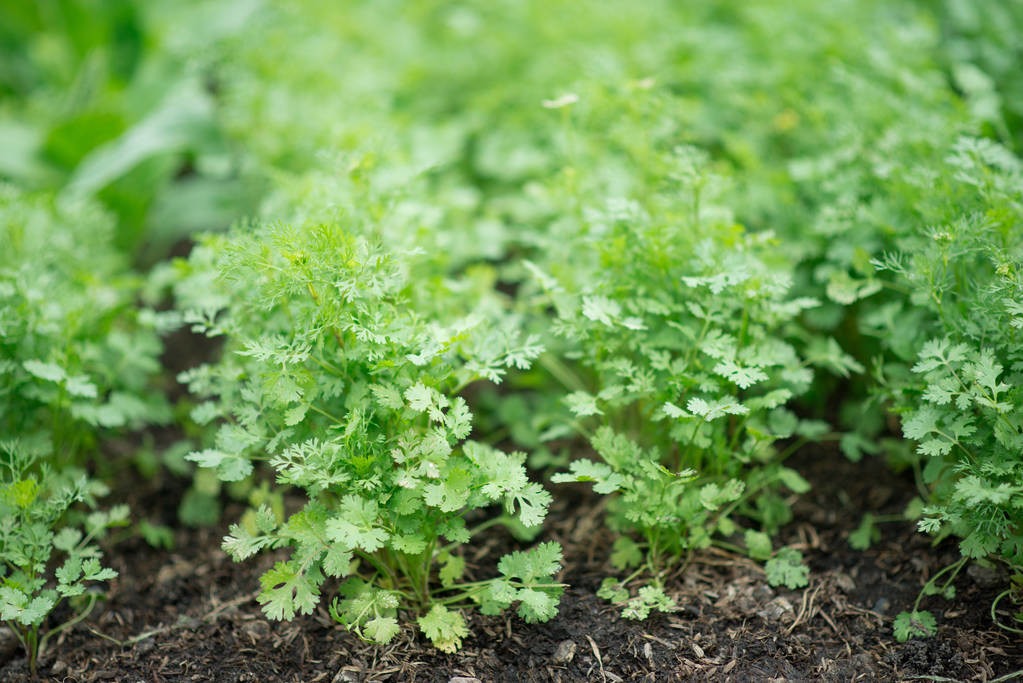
[0,442,126,674]
[174,219,560,649]
[0,186,170,460]
[0,0,1021,663]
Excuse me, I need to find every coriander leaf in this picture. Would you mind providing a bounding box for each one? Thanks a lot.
[744,530,773,561]
[765,548,809,589]
[564,391,603,417]
[325,496,389,552]
[417,605,469,653]
[893,610,937,642]
[439,553,466,588]
[516,588,559,623]
[362,616,401,644]
[258,561,321,621]
[610,537,643,570]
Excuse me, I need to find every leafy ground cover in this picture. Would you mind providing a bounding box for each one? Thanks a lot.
[1,446,1021,681]
[3,0,1023,679]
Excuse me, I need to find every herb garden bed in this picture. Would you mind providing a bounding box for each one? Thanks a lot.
[2,449,1018,682]
[3,1,1023,681]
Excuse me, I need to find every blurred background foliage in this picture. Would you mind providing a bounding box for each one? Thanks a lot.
[2,0,1018,264]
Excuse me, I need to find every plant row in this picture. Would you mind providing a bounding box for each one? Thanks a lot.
[1,0,1022,669]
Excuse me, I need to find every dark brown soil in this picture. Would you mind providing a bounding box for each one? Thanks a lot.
[3,450,1022,682]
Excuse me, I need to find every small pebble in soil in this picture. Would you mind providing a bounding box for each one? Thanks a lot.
[757,596,795,621]
[833,572,856,593]
[553,639,577,664]
[872,597,890,615]
[967,563,1003,587]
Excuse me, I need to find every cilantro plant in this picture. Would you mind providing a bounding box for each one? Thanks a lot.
[0,186,170,463]
[519,147,857,615]
[175,219,562,651]
[869,137,1023,635]
[0,442,126,675]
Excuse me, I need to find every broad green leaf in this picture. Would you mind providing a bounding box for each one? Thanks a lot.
[417,605,468,653]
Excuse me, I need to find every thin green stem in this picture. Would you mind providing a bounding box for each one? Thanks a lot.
[38,593,99,660]
[713,539,747,555]
[539,354,588,394]
[912,557,967,613]
[434,581,566,605]
[357,550,401,591]
[990,589,1023,635]
[309,354,345,377]
[306,402,344,425]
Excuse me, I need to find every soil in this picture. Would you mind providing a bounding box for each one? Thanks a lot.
[2,448,1022,682]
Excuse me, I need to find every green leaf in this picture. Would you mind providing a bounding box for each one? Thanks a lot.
[222,522,274,560]
[322,546,355,578]
[516,587,560,623]
[902,406,940,442]
[424,468,472,512]
[551,459,625,494]
[417,604,469,653]
[498,542,563,582]
[765,548,809,589]
[445,397,473,439]
[325,496,389,552]
[67,78,218,195]
[744,530,773,561]
[622,585,676,620]
[65,374,99,398]
[839,433,879,462]
[257,561,321,621]
[698,480,744,511]
[55,557,84,589]
[370,383,405,410]
[0,587,56,627]
[363,616,401,644]
[581,295,621,326]
[610,537,643,570]
[284,404,309,426]
[485,579,519,613]
[804,337,864,377]
[687,396,749,420]
[508,482,552,527]
[893,610,937,642]
[5,479,40,509]
[849,514,879,551]
[713,360,768,389]
[564,390,603,417]
[597,577,630,604]
[391,534,428,555]
[331,580,400,643]
[186,449,253,482]
[22,359,66,383]
[81,558,116,582]
[825,271,881,304]
[439,553,466,588]
[52,527,82,552]
[492,542,564,623]
[960,531,1000,559]
[404,383,436,413]
[776,468,810,494]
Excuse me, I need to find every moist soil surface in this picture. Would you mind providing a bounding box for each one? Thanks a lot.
[2,449,1022,682]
